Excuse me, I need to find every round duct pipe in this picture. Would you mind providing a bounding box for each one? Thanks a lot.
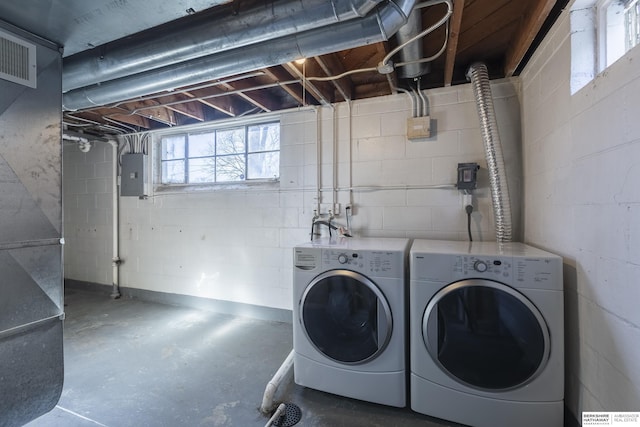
[63,0,385,92]
[62,0,416,111]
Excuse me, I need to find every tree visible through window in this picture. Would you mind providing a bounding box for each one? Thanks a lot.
[160,121,280,184]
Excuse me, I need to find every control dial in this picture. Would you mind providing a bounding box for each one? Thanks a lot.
[338,254,349,264]
[473,260,488,272]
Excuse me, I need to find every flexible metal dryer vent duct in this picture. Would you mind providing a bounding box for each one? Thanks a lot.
[466,62,513,242]
[62,0,416,111]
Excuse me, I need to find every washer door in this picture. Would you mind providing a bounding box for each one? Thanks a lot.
[300,270,392,365]
[423,279,550,390]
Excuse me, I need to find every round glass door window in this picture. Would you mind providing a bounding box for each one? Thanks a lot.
[422,279,550,390]
[301,270,392,364]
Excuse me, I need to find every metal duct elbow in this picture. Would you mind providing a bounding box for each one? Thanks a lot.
[466,62,513,242]
[62,0,416,111]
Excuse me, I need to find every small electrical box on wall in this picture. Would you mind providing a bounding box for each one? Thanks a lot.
[457,162,480,190]
[407,116,431,140]
[121,153,148,197]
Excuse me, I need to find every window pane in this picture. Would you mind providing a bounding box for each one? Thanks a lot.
[162,136,185,160]
[188,158,216,183]
[248,123,280,152]
[216,128,245,155]
[189,132,215,158]
[162,160,185,183]
[248,152,279,179]
[216,155,245,182]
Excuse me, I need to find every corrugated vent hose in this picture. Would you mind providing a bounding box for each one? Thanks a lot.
[466,62,513,242]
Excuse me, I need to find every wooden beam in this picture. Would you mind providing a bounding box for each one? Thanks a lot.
[444,0,466,86]
[182,86,240,117]
[120,100,177,126]
[313,54,353,102]
[153,93,205,122]
[93,108,151,129]
[504,0,556,76]
[282,61,333,105]
[218,80,277,112]
[262,67,305,105]
[374,41,397,95]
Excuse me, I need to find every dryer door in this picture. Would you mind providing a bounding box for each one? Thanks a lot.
[422,279,550,390]
[300,270,392,365]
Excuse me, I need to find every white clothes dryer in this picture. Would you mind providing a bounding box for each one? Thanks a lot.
[293,237,409,407]
[409,240,564,427]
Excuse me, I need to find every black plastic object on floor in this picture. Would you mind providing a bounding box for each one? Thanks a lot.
[272,403,302,427]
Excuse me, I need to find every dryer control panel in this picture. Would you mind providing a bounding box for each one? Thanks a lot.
[456,255,513,279]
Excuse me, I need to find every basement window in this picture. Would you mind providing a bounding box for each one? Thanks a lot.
[160,121,280,185]
[571,0,640,93]
[598,0,640,71]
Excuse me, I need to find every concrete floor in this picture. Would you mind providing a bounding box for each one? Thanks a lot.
[25,288,459,427]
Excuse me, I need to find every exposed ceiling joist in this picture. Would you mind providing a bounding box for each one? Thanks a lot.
[0,0,565,136]
[281,62,332,106]
[313,55,353,103]
[444,0,466,86]
[504,0,557,76]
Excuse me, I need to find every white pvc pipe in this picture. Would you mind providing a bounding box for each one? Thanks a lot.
[260,349,294,414]
[264,403,287,427]
[106,138,121,298]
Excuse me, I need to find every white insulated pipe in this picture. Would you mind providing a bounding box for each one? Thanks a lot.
[260,349,294,414]
[106,138,121,298]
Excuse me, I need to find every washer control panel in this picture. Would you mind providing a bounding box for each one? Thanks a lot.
[322,249,403,277]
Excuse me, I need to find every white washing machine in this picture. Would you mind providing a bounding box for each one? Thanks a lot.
[293,237,409,407]
[409,240,564,427]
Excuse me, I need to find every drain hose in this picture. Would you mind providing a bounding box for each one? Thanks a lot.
[466,62,513,242]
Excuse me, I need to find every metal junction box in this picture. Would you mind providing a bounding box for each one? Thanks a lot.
[121,153,148,197]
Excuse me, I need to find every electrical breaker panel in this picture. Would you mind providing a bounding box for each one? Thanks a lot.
[121,153,148,197]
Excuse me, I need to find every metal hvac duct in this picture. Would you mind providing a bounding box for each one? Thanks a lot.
[466,62,513,242]
[62,0,416,111]
[396,8,429,78]
[63,0,384,92]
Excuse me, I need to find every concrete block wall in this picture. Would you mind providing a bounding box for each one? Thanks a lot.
[520,0,640,419]
[63,141,114,285]
[63,80,522,312]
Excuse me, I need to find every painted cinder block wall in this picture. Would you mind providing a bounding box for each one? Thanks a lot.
[63,79,521,311]
[519,0,640,420]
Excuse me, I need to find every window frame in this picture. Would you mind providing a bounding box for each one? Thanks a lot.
[596,0,639,72]
[157,118,281,188]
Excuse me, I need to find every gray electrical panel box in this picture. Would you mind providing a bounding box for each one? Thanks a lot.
[121,153,148,197]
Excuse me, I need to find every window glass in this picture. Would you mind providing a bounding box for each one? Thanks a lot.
[431,286,545,389]
[162,160,185,184]
[217,128,245,155]
[248,122,280,152]
[159,120,279,185]
[216,155,246,182]
[161,135,185,160]
[188,158,216,183]
[302,274,382,363]
[248,152,279,179]
[188,132,215,158]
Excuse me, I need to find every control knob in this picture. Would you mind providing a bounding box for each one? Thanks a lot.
[473,260,488,272]
[338,254,349,264]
